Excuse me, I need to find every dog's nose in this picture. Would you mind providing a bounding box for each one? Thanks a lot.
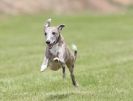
[46,40,50,44]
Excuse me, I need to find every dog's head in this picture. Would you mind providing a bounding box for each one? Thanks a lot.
[44,18,65,48]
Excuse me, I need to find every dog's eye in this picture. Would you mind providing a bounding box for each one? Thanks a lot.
[52,32,56,35]
[44,32,47,36]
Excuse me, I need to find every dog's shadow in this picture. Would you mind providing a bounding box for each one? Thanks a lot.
[45,88,89,100]
[46,92,72,100]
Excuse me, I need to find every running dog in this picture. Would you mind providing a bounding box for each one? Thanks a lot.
[40,18,78,86]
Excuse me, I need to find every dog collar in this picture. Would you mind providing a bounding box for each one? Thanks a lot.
[48,34,60,49]
[55,34,60,44]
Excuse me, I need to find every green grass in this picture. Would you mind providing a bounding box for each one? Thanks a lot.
[0,14,133,101]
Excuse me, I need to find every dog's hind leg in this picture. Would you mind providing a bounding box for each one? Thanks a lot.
[62,65,66,79]
[60,62,66,79]
[69,64,78,87]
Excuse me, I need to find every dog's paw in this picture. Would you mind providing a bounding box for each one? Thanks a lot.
[40,64,47,72]
[53,57,59,62]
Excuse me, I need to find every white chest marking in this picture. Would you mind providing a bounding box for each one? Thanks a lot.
[50,44,59,56]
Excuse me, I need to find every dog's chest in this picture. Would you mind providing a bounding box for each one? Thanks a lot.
[49,44,59,56]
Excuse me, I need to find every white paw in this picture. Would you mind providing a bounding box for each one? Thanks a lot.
[53,57,59,62]
[40,64,47,72]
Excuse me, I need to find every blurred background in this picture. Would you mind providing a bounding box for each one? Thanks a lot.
[1,0,133,101]
[0,0,133,15]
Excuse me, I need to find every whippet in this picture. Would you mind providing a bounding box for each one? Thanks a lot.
[40,18,78,86]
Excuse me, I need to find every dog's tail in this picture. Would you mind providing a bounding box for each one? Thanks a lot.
[72,44,77,61]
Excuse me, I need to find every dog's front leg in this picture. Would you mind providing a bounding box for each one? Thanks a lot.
[40,57,49,72]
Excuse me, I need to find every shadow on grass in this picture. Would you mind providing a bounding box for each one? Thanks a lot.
[46,92,73,100]
[45,90,90,100]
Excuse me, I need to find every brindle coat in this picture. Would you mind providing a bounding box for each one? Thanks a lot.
[41,18,78,86]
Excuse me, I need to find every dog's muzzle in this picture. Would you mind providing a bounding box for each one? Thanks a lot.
[46,40,50,45]
[46,40,54,49]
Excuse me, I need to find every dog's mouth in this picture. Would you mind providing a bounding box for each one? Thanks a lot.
[47,41,56,49]
[48,44,53,49]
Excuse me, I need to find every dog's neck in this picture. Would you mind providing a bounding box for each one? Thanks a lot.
[54,34,64,46]
[55,34,61,45]
[48,34,64,56]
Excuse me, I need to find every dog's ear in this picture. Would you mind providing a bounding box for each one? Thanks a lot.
[58,24,65,31]
[44,18,51,28]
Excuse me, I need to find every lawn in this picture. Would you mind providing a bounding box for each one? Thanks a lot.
[0,14,133,101]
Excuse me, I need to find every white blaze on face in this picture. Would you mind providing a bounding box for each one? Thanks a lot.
[45,27,58,44]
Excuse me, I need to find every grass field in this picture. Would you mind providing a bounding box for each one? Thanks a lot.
[0,14,133,101]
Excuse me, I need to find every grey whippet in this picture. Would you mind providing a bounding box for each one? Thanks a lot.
[40,18,78,86]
